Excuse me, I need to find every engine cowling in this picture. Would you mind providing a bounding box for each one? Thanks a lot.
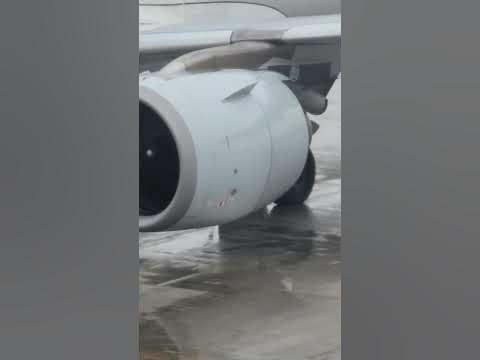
[139,69,310,232]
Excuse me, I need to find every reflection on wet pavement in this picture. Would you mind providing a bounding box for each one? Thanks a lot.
[140,79,341,360]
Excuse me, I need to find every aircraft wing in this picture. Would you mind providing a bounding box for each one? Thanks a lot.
[140,15,341,94]
[140,15,340,53]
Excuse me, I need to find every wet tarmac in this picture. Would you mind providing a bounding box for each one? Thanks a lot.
[140,79,341,360]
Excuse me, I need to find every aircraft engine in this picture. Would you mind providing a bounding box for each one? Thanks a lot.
[139,70,310,232]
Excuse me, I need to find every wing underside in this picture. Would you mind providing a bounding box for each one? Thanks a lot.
[139,14,341,94]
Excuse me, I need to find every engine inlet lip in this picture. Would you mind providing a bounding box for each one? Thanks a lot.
[139,85,197,232]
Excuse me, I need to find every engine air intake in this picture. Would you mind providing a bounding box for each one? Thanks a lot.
[139,101,180,216]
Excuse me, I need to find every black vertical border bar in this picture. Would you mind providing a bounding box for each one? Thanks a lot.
[343,0,480,359]
[0,1,138,358]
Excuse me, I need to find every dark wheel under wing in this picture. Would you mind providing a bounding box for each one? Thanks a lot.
[275,149,316,206]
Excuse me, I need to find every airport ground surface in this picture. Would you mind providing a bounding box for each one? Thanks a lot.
[140,79,341,360]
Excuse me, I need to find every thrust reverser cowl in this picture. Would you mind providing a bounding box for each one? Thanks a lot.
[139,70,310,232]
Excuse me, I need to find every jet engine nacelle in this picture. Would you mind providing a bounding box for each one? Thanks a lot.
[139,70,310,232]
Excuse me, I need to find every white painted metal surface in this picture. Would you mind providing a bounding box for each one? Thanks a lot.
[140,1,284,28]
